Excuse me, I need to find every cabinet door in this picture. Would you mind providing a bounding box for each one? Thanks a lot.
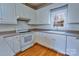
[16,4,35,21]
[39,32,48,47]
[46,33,66,54]
[13,35,20,53]
[0,36,14,56]
[45,33,56,49]
[4,35,20,54]
[75,37,79,56]
[0,4,2,20]
[66,36,79,56]
[36,8,50,24]
[38,32,54,48]
[38,32,66,54]
[1,3,17,24]
[67,4,79,23]
[16,4,25,18]
[4,36,14,52]
[54,34,66,54]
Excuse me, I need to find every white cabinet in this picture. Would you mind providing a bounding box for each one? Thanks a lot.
[0,3,17,24]
[16,4,24,18]
[0,4,2,20]
[4,36,14,52]
[44,33,56,49]
[0,36,15,56]
[38,32,48,47]
[54,34,66,54]
[29,6,50,24]
[29,8,50,24]
[36,32,53,48]
[38,32,53,48]
[66,36,79,56]
[38,32,66,54]
[4,35,20,54]
[67,4,79,23]
[13,35,20,53]
[16,4,35,21]
[46,33,66,54]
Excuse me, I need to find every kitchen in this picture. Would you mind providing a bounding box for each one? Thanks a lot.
[0,3,79,56]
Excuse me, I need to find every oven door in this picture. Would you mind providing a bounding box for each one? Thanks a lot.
[20,33,33,51]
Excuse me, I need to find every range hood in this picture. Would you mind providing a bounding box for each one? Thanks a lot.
[16,17,30,33]
[17,17,30,21]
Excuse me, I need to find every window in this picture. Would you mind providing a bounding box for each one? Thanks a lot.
[50,5,68,27]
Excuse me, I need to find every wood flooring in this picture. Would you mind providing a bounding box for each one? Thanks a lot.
[16,43,64,56]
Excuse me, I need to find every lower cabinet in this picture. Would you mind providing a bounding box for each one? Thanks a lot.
[54,34,66,54]
[13,35,21,53]
[38,32,48,47]
[4,35,20,54]
[1,32,79,56]
[66,36,79,56]
[1,33,34,56]
[0,36,15,56]
[45,33,66,54]
[38,32,66,54]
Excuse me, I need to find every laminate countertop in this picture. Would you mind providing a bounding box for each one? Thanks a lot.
[0,30,32,37]
[0,30,20,37]
[29,28,79,37]
[0,28,79,37]
[29,28,79,33]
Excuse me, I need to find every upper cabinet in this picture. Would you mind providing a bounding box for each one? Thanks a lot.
[0,3,17,24]
[67,4,79,24]
[16,4,35,22]
[36,8,50,24]
[28,6,50,25]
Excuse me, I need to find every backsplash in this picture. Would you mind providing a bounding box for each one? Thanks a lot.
[0,25,16,32]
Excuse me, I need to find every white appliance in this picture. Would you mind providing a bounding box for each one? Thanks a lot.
[20,32,34,51]
[16,18,34,51]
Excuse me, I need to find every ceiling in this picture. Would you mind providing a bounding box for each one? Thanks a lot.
[24,3,52,10]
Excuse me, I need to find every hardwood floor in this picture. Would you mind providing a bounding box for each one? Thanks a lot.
[16,43,64,56]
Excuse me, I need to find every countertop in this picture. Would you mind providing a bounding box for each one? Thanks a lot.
[0,30,32,37]
[0,30,20,38]
[29,28,79,37]
[42,31,79,37]
[0,28,79,37]
[29,28,79,33]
